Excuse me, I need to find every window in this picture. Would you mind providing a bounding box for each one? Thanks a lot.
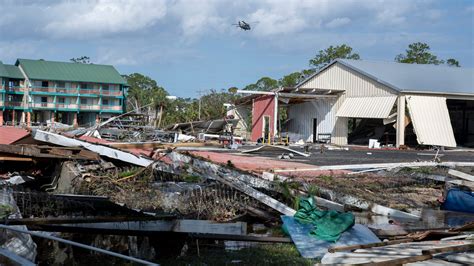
[80,83,88,89]
[41,97,47,103]
[102,99,109,105]
[80,98,87,105]
[56,81,65,88]
[58,97,65,104]
[102,84,109,90]
[41,81,48,87]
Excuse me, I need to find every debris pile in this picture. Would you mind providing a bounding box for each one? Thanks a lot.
[0,123,473,264]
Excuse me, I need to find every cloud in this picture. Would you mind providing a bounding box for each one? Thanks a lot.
[326,17,351,28]
[43,0,167,38]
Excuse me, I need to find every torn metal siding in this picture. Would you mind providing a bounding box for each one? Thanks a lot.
[287,99,336,142]
[406,95,457,147]
[336,96,397,119]
[298,63,397,145]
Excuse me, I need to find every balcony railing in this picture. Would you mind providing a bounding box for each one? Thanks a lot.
[101,105,122,111]
[79,105,100,110]
[5,101,24,107]
[56,103,78,109]
[27,86,123,96]
[5,86,27,93]
[31,102,56,108]
[101,90,123,96]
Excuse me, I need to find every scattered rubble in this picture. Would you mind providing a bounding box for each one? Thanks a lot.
[0,122,473,265]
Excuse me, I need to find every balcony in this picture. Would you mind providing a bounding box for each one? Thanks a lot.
[31,86,78,94]
[5,86,27,93]
[101,105,122,111]
[56,103,78,109]
[79,89,100,95]
[79,105,100,111]
[4,101,23,107]
[101,90,123,96]
[31,102,56,109]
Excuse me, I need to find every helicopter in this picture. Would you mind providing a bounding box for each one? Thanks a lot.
[233,21,252,31]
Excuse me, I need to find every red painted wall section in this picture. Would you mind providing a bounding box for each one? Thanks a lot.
[251,95,275,142]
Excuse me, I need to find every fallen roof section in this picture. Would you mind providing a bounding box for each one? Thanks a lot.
[31,130,153,167]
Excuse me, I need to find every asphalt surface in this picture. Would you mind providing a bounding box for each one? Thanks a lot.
[239,145,474,166]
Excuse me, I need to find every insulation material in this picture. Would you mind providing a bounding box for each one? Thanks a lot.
[406,95,456,147]
[336,96,397,118]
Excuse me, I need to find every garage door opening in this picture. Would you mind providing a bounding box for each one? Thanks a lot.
[447,99,474,147]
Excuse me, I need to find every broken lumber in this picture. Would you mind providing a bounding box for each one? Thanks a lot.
[0,156,33,162]
[328,239,413,253]
[421,243,474,255]
[317,187,420,219]
[0,144,99,160]
[448,169,474,182]
[32,130,153,167]
[152,152,295,215]
[33,219,247,235]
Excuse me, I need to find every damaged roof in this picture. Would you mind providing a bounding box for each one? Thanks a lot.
[0,127,31,144]
[298,59,474,96]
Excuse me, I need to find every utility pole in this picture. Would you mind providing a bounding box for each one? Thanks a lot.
[196,89,207,121]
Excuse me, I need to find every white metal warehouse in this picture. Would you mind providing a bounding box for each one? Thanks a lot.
[284,59,474,148]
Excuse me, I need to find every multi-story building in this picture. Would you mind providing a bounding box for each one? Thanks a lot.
[0,58,127,127]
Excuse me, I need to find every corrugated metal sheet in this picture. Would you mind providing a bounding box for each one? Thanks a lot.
[297,63,397,145]
[406,95,456,147]
[0,127,30,144]
[336,96,397,118]
[338,59,473,95]
[287,99,336,142]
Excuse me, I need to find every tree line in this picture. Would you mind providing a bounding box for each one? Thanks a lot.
[121,42,461,127]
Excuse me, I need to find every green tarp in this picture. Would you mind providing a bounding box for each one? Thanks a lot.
[294,197,354,242]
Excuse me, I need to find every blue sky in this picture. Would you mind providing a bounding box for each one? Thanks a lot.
[0,0,472,98]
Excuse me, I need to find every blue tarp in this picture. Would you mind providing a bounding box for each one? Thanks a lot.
[281,216,380,259]
[442,188,474,214]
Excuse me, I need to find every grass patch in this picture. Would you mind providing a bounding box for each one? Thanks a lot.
[183,175,202,183]
[160,243,315,266]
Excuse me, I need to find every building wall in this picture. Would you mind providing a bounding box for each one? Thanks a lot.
[298,63,398,145]
[227,105,251,140]
[251,95,275,142]
[286,99,336,142]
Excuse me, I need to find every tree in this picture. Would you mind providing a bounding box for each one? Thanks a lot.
[279,72,303,87]
[309,44,360,70]
[446,58,460,67]
[395,42,444,65]
[199,89,240,121]
[243,77,278,91]
[70,56,91,64]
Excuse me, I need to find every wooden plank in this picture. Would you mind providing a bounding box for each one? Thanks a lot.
[0,156,33,162]
[421,243,474,255]
[35,219,247,235]
[448,169,474,182]
[357,254,433,265]
[328,239,413,253]
[214,174,296,216]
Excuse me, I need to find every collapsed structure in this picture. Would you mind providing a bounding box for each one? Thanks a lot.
[0,59,127,127]
[236,59,474,148]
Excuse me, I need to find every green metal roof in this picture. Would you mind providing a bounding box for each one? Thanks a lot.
[16,58,127,85]
[0,61,24,79]
[4,64,24,79]
[0,61,8,78]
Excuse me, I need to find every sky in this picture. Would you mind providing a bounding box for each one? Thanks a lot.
[0,0,473,98]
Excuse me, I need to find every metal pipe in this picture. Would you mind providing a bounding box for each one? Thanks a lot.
[0,224,158,265]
